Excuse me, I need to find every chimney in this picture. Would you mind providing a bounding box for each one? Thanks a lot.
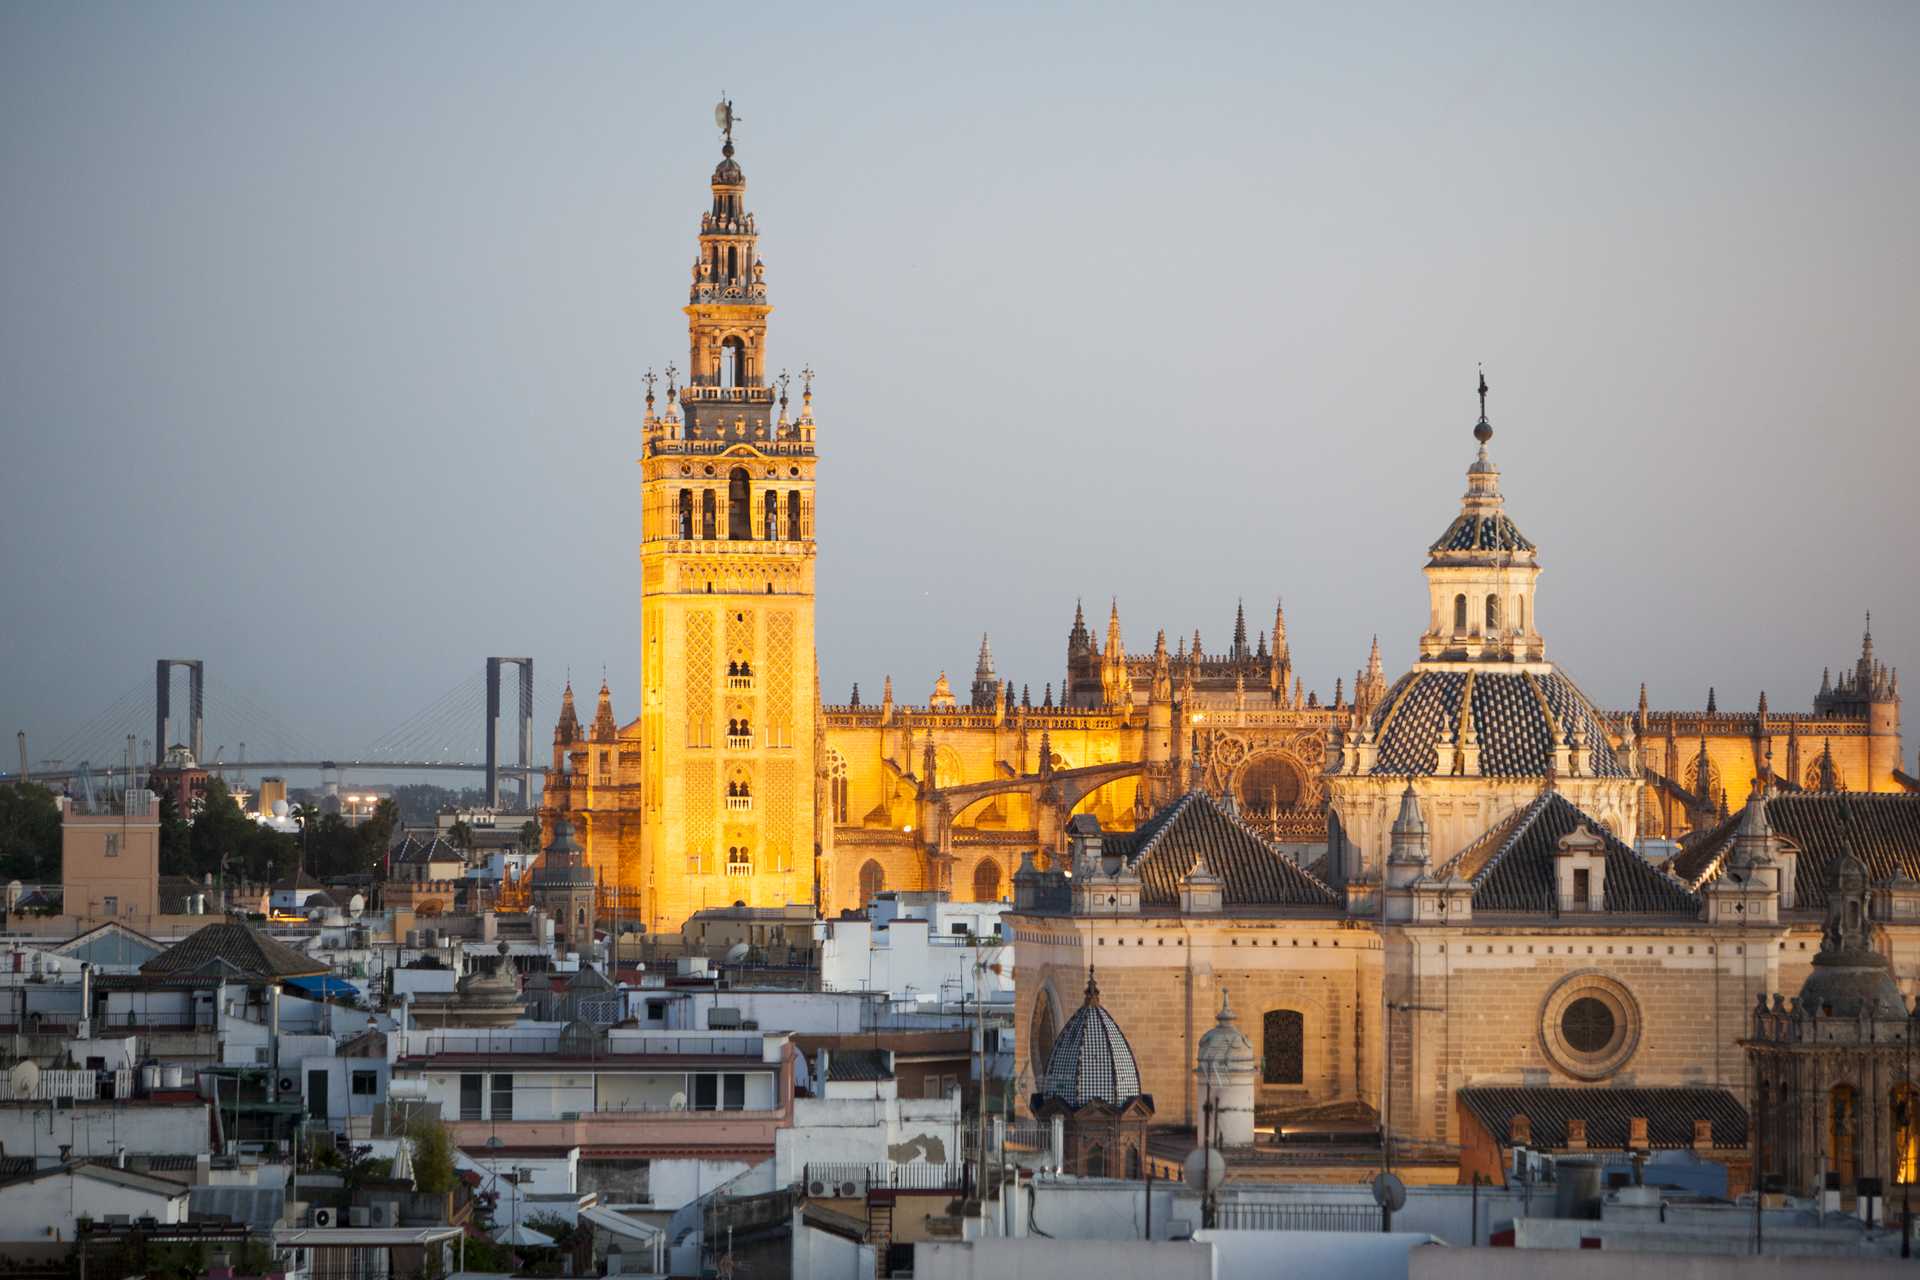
[1629,1116,1650,1150]
[1509,1114,1531,1146]
[1693,1119,1714,1153]
[1565,1119,1587,1152]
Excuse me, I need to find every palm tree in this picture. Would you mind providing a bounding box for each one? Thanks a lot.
[447,819,474,852]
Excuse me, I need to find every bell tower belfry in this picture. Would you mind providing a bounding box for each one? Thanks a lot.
[637,101,820,931]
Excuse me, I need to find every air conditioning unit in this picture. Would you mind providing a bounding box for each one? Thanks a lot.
[277,1075,299,1096]
[807,1180,827,1197]
[367,1203,396,1228]
[349,1207,371,1227]
[838,1181,858,1198]
[311,1207,336,1228]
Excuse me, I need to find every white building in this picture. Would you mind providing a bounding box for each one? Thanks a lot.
[817,893,1012,1001]
[0,1162,190,1243]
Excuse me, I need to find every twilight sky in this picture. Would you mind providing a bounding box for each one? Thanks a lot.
[3,2,1917,774]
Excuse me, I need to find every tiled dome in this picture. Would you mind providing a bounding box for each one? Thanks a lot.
[1039,969,1144,1107]
[1365,668,1631,779]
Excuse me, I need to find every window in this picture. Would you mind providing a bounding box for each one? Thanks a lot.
[490,1073,514,1121]
[787,490,802,541]
[678,489,693,538]
[1485,594,1499,630]
[1084,1144,1106,1178]
[828,751,849,824]
[721,335,745,386]
[1894,1084,1918,1183]
[1126,1147,1142,1179]
[972,859,1002,902]
[1263,1009,1304,1084]
[859,860,885,902]
[351,1071,378,1097]
[701,489,717,540]
[925,1075,945,1100]
[727,847,752,877]
[645,1000,670,1023]
[763,491,778,540]
[1031,991,1058,1076]
[103,896,118,916]
[727,468,751,540]
[1573,868,1591,908]
[694,1073,718,1111]
[1561,997,1615,1053]
[460,1074,483,1121]
[1453,594,1467,632]
[104,834,121,858]
[724,1073,746,1110]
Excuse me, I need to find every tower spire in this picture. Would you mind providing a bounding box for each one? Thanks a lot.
[1232,600,1249,661]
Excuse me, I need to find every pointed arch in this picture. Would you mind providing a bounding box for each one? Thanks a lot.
[971,859,1002,903]
[827,749,849,824]
[858,859,885,903]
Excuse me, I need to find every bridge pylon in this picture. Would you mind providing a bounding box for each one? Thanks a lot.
[485,658,534,811]
[155,659,205,764]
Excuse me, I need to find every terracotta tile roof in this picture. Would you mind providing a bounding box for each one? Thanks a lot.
[139,922,328,980]
[1433,791,1699,916]
[1458,1085,1747,1150]
[1676,793,1920,908]
[1105,791,1339,909]
[825,1049,893,1082]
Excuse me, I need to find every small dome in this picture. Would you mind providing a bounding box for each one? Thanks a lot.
[1039,969,1143,1107]
[1195,990,1255,1075]
[713,152,744,186]
[1798,850,1907,1018]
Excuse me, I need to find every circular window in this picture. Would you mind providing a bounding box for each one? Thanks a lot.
[1540,972,1640,1080]
[1561,997,1615,1053]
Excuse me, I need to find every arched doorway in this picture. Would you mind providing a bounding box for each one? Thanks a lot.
[858,859,885,903]
[1831,1084,1859,1187]
[972,859,1002,903]
[727,468,752,540]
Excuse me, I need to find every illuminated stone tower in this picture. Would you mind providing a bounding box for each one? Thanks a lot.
[636,101,819,930]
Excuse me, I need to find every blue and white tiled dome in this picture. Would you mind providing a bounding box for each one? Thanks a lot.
[1039,969,1145,1107]
[1365,668,1631,779]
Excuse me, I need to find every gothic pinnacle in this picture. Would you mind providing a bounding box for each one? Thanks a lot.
[1232,600,1248,659]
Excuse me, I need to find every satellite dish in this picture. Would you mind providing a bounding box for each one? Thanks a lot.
[348,894,366,920]
[1182,1147,1224,1192]
[8,1060,41,1099]
[669,1091,688,1112]
[1372,1171,1407,1213]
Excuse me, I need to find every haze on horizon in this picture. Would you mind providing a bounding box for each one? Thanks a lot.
[3,1,1916,772]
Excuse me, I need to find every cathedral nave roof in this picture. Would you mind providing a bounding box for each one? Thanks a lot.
[1432,790,1699,916]
[1671,792,1920,907]
[1104,789,1341,910]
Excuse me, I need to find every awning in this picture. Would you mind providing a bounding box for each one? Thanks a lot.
[577,1205,664,1241]
[285,974,359,999]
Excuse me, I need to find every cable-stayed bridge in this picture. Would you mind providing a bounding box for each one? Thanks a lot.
[8,657,567,809]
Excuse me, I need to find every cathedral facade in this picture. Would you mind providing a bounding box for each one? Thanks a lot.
[540,120,1909,938]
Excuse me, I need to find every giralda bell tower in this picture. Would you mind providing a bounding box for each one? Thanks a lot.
[637,101,820,931]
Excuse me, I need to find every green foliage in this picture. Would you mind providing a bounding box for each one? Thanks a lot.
[519,820,540,854]
[67,1236,269,1280]
[446,819,474,851]
[0,781,61,883]
[453,1232,518,1273]
[156,788,192,874]
[407,1112,458,1194]
[392,784,487,825]
[167,777,298,883]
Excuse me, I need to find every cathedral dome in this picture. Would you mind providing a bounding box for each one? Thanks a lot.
[1362,667,1631,779]
[1039,969,1144,1107]
[1797,850,1907,1018]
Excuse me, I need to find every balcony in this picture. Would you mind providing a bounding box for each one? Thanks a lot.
[726,734,755,751]
[726,795,754,813]
[726,674,755,691]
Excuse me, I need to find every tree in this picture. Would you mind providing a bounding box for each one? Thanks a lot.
[447,819,474,852]
[0,782,60,883]
[355,799,400,874]
[155,789,192,875]
[518,820,540,854]
[407,1112,458,1194]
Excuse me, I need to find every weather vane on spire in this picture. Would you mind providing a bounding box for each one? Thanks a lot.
[1474,364,1493,445]
[714,96,739,152]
